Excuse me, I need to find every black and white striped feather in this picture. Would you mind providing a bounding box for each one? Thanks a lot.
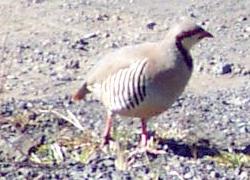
[100,59,148,112]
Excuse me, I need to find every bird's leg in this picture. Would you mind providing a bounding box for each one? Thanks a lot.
[127,118,166,164]
[140,118,148,147]
[101,113,113,147]
[139,118,166,154]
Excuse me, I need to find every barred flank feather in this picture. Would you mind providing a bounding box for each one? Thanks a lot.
[101,59,148,112]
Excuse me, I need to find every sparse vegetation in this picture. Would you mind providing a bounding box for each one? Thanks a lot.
[208,151,250,168]
[30,143,65,165]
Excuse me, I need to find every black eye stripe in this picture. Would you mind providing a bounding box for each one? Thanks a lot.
[176,27,204,41]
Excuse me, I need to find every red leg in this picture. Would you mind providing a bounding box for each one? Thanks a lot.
[101,113,112,147]
[127,118,165,162]
[140,118,148,147]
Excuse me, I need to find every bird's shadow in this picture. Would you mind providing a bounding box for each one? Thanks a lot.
[157,137,250,158]
[159,138,219,158]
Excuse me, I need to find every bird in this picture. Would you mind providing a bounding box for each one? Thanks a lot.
[73,18,213,153]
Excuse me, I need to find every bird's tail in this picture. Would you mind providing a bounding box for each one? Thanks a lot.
[72,82,90,101]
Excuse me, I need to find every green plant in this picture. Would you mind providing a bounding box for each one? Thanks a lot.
[30,143,65,165]
[208,151,250,168]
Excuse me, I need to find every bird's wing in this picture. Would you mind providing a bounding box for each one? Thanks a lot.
[73,46,139,101]
[90,58,149,112]
[73,42,168,101]
[86,47,142,85]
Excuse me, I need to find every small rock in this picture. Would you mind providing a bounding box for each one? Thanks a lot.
[19,43,30,49]
[28,112,38,120]
[111,42,119,49]
[184,171,193,179]
[65,60,80,69]
[189,12,196,18]
[245,26,250,32]
[65,18,74,23]
[57,74,73,81]
[62,37,70,42]
[50,71,57,76]
[72,39,89,51]
[17,57,23,64]
[146,22,157,30]
[7,75,18,80]
[210,171,220,178]
[83,32,98,39]
[103,32,110,38]
[237,16,247,22]
[222,64,233,74]
[115,16,122,21]
[206,164,214,171]
[42,39,51,47]
[216,25,227,31]
[18,101,33,110]
[32,0,45,3]
[213,63,233,75]
[96,14,109,21]
[34,48,43,55]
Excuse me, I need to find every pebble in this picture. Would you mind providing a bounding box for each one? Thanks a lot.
[222,64,233,74]
[83,32,98,39]
[213,63,233,75]
[96,14,109,21]
[6,75,18,80]
[146,22,157,30]
[56,73,73,81]
[183,171,193,179]
[237,16,247,22]
[28,112,38,120]
[65,60,80,69]
[245,26,250,32]
[33,0,45,3]
[72,39,89,51]
[34,48,43,55]
[17,101,33,110]
[210,171,221,178]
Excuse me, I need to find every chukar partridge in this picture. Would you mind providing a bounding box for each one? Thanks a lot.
[73,19,213,152]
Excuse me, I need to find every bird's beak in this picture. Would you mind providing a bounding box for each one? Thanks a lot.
[198,31,213,39]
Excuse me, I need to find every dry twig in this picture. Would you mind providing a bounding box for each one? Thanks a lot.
[39,109,85,131]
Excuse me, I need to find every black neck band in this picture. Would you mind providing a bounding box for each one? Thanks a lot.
[175,40,193,70]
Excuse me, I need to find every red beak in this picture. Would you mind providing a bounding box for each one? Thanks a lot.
[199,31,213,39]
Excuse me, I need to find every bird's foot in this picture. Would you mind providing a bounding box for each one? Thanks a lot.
[100,138,109,148]
[128,144,166,157]
[100,114,113,150]
[100,134,113,148]
[140,146,166,155]
[127,137,166,165]
[140,133,166,154]
[127,147,166,166]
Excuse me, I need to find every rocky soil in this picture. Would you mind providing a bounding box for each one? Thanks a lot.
[0,0,250,179]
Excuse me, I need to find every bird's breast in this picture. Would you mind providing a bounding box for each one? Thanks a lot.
[147,64,192,109]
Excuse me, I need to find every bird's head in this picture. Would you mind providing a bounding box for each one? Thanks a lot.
[168,18,213,50]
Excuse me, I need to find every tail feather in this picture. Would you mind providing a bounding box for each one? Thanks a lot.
[73,82,89,101]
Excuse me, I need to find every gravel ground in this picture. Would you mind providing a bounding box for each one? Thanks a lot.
[0,0,250,179]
